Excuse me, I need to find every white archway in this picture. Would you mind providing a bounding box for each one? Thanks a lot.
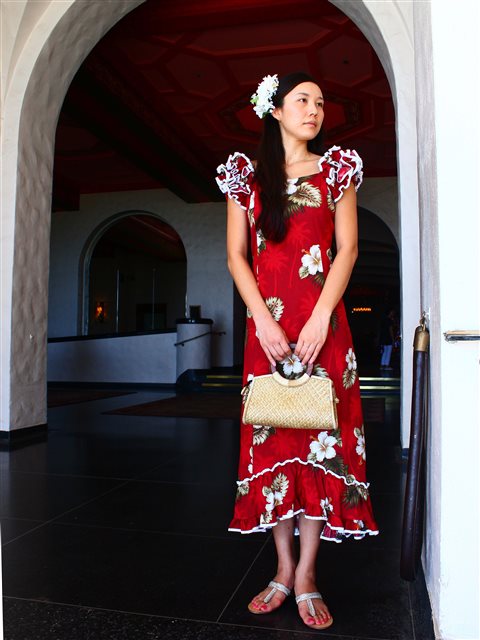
[78,211,187,335]
[330,0,420,452]
[3,3,480,639]
[1,0,145,432]
[0,0,419,446]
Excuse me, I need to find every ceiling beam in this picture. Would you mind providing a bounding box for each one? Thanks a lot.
[60,65,219,203]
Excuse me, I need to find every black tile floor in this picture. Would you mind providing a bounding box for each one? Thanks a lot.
[1,386,435,640]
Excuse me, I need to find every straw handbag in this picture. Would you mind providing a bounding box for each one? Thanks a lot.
[242,370,339,430]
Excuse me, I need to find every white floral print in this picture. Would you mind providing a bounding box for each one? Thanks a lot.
[354,426,366,462]
[247,191,255,227]
[286,179,298,195]
[346,348,357,371]
[260,473,289,524]
[300,244,323,276]
[343,348,358,389]
[320,497,334,515]
[309,432,338,462]
[280,353,304,377]
[236,482,250,501]
[257,228,266,254]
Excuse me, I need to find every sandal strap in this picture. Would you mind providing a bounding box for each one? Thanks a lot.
[263,580,291,603]
[295,591,323,617]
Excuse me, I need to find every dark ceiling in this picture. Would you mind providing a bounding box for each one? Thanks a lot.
[53,0,396,212]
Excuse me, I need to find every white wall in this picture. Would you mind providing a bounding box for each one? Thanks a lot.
[48,181,398,373]
[357,177,398,246]
[48,332,177,384]
[332,0,420,451]
[48,190,233,367]
[413,1,480,639]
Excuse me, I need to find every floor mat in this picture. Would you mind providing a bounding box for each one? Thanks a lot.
[106,392,385,422]
[48,389,136,408]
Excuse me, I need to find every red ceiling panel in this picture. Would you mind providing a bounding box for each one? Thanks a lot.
[318,36,373,86]
[53,0,397,211]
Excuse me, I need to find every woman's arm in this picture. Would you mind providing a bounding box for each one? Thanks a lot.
[295,182,358,365]
[227,198,291,366]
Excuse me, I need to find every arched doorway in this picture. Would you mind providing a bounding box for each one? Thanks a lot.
[3,4,479,639]
[347,207,400,366]
[1,0,419,447]
[82,213,186,336]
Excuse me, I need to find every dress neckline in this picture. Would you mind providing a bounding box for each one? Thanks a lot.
[285,148,333,181]
[286,171,320,182]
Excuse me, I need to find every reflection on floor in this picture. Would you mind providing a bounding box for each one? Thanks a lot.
[1,381,435,640]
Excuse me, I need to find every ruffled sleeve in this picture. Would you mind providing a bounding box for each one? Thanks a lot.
[216,152,255,211]
[321,146,363,203]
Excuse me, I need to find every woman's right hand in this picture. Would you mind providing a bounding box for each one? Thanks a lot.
[254,314,291,366]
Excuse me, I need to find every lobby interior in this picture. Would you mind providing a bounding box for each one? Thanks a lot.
[1,1,436,638]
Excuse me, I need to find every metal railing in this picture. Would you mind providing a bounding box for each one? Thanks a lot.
[401,314,429,581]
[174,330,226,347]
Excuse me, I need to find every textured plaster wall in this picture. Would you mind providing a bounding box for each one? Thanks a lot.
[412,4,442,636]
[1,1,50,106]
[49,190,233,367]
[331,0,420,450]
[0,0,145,432]
[414,1,479,638]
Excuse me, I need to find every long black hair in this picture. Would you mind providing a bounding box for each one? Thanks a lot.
[255,72,324,243]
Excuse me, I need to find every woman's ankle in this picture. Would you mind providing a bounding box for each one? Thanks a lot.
[294,565,317,583]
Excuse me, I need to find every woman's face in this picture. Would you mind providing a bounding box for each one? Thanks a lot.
[272,81,324,141]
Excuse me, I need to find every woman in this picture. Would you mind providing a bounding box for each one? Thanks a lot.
[216,72,379,631]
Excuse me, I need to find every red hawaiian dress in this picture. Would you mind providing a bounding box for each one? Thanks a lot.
[216,146,379,542]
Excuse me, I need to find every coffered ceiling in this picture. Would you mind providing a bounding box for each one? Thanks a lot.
[53,0,396,211]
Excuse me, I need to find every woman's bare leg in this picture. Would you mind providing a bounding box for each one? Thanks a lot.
[249,518,296,612]
[294,515,332,626]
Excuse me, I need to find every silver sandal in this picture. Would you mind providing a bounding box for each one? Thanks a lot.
[295,591,333,629]
[248,580,291,614]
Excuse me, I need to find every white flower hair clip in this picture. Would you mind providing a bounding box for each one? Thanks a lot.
[250,74,279,119]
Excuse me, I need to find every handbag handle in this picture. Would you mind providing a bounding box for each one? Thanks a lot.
[271,371,312,387]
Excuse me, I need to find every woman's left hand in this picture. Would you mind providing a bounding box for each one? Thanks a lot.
[295,314,330,365]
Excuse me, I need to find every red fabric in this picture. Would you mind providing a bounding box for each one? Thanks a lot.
[217,146,379,542]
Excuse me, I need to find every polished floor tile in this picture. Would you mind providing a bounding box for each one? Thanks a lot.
[0,387,434,640]
[3,598,374,640]
[0,518,44,545]
[56,480,237,537]
[219,542,414,640]
[0,434,178,480]
[2,523,265,620]
[0,471,124,521]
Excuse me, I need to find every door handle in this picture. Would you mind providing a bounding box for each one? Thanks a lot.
[444,330,480,342]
